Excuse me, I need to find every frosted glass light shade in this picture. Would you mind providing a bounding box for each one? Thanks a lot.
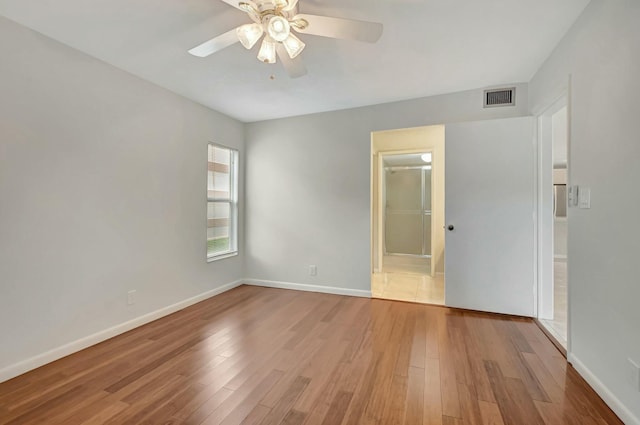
[267,16,290,42]
[257,38,277,64]
[282,33,305,59]
[237,23,264,49]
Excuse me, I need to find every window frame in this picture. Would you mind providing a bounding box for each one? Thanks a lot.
[207,143,239,262]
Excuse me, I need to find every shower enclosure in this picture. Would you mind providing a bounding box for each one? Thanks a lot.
[383,155,432,259]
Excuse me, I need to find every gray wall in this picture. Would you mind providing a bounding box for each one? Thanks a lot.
[0,17,244,374]
[245,86,529,291]
[529,0,640,422]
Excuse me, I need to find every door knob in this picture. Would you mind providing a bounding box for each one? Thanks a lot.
[447,225,455,231]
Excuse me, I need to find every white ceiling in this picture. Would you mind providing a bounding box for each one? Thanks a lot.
[0,0,589,122]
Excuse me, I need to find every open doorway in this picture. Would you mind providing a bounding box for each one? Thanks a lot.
[371,126,445,305]
[537,99,569,349]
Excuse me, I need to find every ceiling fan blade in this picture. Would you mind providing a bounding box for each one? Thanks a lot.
[292,14,383,43]
[188,29,239,57]
[276,45,307,78]
[218,0,244,10]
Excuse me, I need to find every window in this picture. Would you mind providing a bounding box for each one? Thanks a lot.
[207,143,238,260]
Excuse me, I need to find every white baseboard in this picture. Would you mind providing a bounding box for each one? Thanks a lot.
[568,353,640,425]
[0,279,243,384]
[244,278,372,298]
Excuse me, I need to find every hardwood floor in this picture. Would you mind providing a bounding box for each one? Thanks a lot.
[0,285,622,425]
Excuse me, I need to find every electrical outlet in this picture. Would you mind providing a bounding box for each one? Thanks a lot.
[127,290,136,305]
[309,265,317,276]
[629,358,640,392]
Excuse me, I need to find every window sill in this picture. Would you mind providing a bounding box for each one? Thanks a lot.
[207,251,238,263]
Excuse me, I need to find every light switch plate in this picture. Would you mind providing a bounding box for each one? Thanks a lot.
[578,187,591,209]
[568,185,578,206]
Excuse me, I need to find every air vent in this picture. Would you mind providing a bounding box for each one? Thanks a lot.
[484,87,516,108]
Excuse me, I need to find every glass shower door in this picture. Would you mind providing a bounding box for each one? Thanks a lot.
[384,167,432,257]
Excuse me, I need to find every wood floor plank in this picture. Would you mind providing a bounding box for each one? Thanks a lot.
[410,308,427,368]
[534,400,582,425]
[301,328,373,425]
[281,409,306,425]
[320,390,354,425]
[79,401,129,425]
[443,415,464,425]
[423,358,443,425]
[457,383,483,425]
[171,386,233,424]
[478,400,504,425]
[258,375,310,425]
[238,405,271,425]
[404,367,424,425]
[424,308,440,360]
[458,314,496,403]
[216,371,286,425]
[380,373,408,424]
[437,312,461,418]
[342,358,382,425]
[199,369,284,425]
[0,286,624,425]
[483,360,545,425]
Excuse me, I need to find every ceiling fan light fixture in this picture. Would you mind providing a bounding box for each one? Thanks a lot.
[282,33,305,59]
[282,0,299,12]
[267,16,291,42]
[236,23,264,49]
[257,38,277,63]
[289,18,308,31]
[238,1,256,13]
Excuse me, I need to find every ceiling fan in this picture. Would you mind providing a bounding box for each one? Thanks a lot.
[188,0,383,78]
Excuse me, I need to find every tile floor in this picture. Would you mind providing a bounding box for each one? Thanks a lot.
[372,255,445,305]
[540,259,568,347]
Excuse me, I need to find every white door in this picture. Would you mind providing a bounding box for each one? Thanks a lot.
[445,117,535,316]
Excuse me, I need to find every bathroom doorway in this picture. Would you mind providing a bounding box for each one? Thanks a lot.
[537,98,569,350]
[371,126,445,305]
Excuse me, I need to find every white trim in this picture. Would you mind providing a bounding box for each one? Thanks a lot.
[207,251,239,262]
[0,279,243,383]
[244,279,372,298]
[568,353,640,425]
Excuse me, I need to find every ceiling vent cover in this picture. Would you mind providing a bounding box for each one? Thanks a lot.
[484,87,516,108]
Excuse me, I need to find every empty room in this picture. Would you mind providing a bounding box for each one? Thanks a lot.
[1,0,639,424]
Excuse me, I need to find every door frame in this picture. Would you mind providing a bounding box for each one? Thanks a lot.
[533,78,572,352]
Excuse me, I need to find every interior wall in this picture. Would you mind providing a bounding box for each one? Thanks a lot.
[0,17,244,377]
[552,106,568,167]
[372,126,445,275]
[529,1,640,423]
[245,86,529,292]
